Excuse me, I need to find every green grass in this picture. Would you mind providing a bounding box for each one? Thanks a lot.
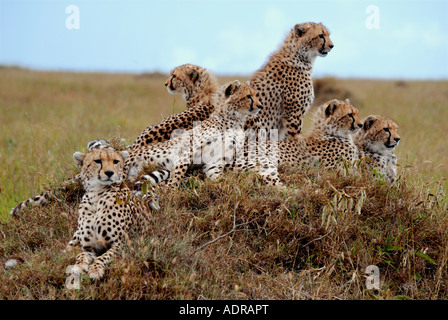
[0,68,447,299]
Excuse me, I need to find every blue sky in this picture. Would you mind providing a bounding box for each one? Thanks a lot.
[1,0,447,79]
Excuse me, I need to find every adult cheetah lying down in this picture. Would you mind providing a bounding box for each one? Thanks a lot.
[354,115,401,182]
[246,22,334,140]
[67,147,153,280]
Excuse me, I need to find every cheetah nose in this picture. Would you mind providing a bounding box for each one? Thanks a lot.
[357,123,363,128]
[105,170,114,178]
[164,83,168,87]
[257,104,263,109]
[329,44,334,49]
[394,137,401,142]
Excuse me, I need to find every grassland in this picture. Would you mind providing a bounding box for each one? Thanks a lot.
[0,67,447,300]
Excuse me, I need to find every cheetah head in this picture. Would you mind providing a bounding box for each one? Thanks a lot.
[165,64,218,104]
[323,99,363,137]
[359,115,401,154]
[221,80,262,118]
[74,148,129,188]
[292,22,334,59]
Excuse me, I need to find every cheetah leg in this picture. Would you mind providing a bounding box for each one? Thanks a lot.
[169,163,190,185]
[88,241,122,280]
[167,149,191,185]
[67,229,81,248]
[67,205,94,248]
[203,162,224,181]
[254,138,284,188]
[258,165,284,188]
[72,251,96,275]
[282,115,303,139]
[72,216,98,270]
[255,152,284,189]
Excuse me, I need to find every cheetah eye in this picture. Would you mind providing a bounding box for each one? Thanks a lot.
[247,95,252,100]
[113,159,120,164]
[347,113,353,118]
[94,159,102,164]
[319,34,325,39]
[384,128,390,133]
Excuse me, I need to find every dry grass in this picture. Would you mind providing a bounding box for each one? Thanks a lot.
[0,68,447,300]
[1,164,447,299]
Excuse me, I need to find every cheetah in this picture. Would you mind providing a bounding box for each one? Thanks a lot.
[354,115,401,182]
[67,147,153,280]
[10,64,218,217]
[129,64,219,150]
[124,80,288,187]
[246,22,334,140]
[303,98,363,168]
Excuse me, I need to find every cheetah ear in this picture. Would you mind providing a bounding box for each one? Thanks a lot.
[73,152,86,167]
[345,98,351,105]
[325,100,339,117]
[294,23,310,37]
[120,150,129,160]
[189,69,199,83]
[224,80,240,98]
[363,116,376,131]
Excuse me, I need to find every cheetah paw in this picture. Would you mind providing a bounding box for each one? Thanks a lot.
[88,266,105,280]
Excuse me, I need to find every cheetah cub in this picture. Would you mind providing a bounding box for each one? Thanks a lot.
[304,98,363,169]
[354,115,401,182]
[247,22,334,139]
[129,64,219,150]
[68,147,153,280]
